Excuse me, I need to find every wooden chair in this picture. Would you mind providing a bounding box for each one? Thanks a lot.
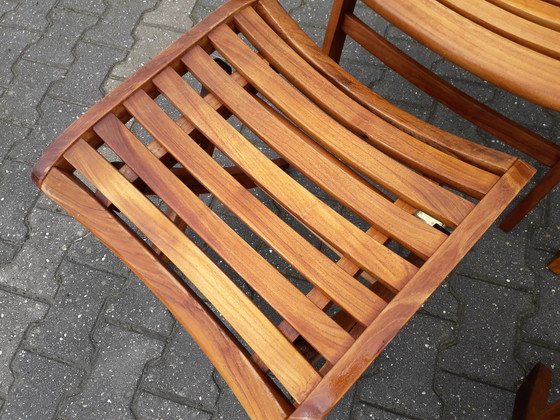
[32,0,535,417]
[323,0,560,232]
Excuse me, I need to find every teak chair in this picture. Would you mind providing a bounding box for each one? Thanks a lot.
[323,0,560,233]
[32,0,535,418]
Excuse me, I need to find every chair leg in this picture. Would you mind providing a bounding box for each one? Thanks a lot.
[548,252,560,275]
[513,363,560,420]
[500,160,560,232]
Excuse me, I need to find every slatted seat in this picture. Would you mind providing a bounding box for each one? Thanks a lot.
[323,0,560,232]
[32,0,535,418]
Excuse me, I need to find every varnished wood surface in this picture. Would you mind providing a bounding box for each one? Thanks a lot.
[362,0,560,111]
[548,252,560,274]
[32,0,537,418]
[257,0,519,176]
[513,363,560,420]
[42,168,293,419]
[320,0,559,232]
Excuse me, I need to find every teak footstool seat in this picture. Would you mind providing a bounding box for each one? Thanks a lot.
[32,0,535,418]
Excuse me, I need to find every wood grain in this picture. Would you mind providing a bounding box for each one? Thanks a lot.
[42,168,293,419]
[64,139,321,403]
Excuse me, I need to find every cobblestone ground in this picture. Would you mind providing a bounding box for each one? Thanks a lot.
[0,0,559,419]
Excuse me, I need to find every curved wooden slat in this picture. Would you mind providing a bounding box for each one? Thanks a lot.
[94,112,355,365]
[181,49,448,261]
[63,139,321,403]
[125,87,390,319]
[42,168,293,419]
[256,0,518,175]
[486,0,560,31]
[362,0,560,111]
[31,0,257,188]
[291,159,535,417]
[339,13,560,167]
[234,7,500,199]
[206,25,476,228]
[438,0,560,59]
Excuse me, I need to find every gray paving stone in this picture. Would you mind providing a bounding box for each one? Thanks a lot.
[142,0,195,31]
[84,0,159,49]
[371,70,434,113]
[59,0,106,15]
[455,225,535,289]
[24,8,98,67]
[0,1,23,18]
[359,313,451,419]
[104,275,174,336]
[66,232,130,276]
[0,350,82,420]
[288,0,331,30]
[143,327,219,410]
[436,372,514,420]
[26,261,126,365]
[8,96,87,164]
[60,323,164,420]
[440,276,532,387]
[0,291,48,395]
[324,385,355,419]
[0,208,85,298]
[0,241,19,265]
[0,160,38,242]
[517,342,560,402]
[135,391,212,420]
[0,0,57,31]
[0,121,29,163]
[111,24,183,80]
[388,30,441,70]
[48,41,127,105]
[420,278,459,322]
[432,60,496,104]
[213,379,245,420]
[0,25,40,86]
[353,403,415,419]
[490,90,555,139]
[0,60,65,125]
[521,271,560,349]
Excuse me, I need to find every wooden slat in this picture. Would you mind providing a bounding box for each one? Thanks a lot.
[234,7,500,199]
[256,0,518,176]
[42,168,293,419]
[438,0,560,59]
[206,24,476,228]
[32,0,256,188]
[273,199,414,353]
[291,159,536,417]
[486,0,560,31]
[153,66,418,291]
[124,88,389,321]
[94,113,355,364]
[181,50,449,261]
[63,139,321,402]
[362,0,560,111]
[340,13,560,168]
